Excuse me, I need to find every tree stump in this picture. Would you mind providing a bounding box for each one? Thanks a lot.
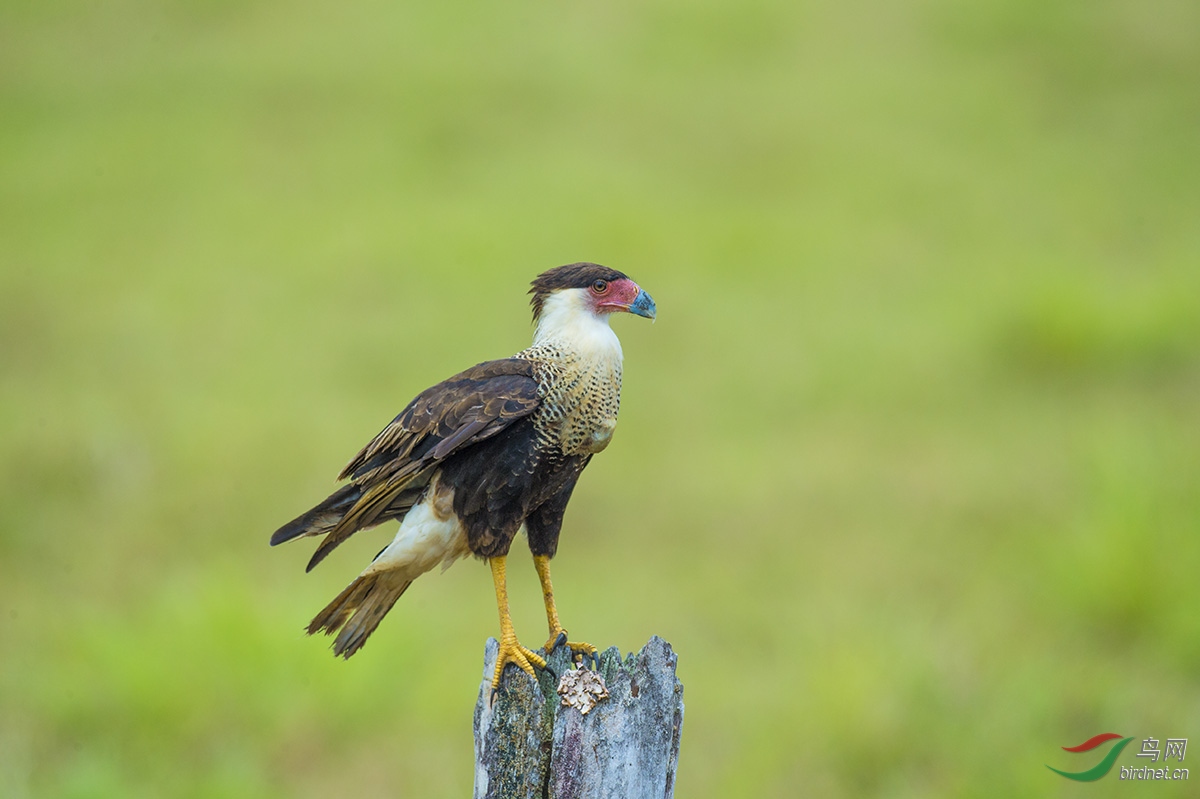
[473,636,684,799]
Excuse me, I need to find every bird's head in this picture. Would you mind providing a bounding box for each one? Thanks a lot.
[529,264,656,331]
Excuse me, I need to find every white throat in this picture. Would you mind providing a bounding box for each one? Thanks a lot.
[532,288,624,362]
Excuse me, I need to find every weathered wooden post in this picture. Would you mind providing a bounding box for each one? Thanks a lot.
[473,636,684,799]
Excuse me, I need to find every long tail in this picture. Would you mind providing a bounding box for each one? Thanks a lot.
[306,571,412,658]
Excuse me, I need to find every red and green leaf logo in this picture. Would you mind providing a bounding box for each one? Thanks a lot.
[1047,733,1135,781]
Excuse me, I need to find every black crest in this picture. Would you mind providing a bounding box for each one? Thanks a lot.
[529,263,628,323]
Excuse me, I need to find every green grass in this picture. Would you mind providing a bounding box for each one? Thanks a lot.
[3,0,1199,796]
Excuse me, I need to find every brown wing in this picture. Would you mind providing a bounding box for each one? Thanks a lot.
[305,359,541,570]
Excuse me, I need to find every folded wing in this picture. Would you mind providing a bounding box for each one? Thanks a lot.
[271,359,541,571]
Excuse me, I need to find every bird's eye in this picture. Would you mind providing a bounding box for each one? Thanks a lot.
[591,279,609,294]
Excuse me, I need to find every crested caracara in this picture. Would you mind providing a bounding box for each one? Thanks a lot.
[271,263,656,690]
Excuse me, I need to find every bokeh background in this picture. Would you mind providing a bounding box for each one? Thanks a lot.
[3,0,1198,796]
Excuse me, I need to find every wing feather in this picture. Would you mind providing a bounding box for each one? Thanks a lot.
[304,359,541,570]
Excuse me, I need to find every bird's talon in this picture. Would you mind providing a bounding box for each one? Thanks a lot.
[544,636,598,670]
[490,636,548,692]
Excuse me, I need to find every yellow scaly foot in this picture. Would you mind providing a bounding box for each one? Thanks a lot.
[544,628,599,669]
[534,554,599,669]
[489,556,547,693]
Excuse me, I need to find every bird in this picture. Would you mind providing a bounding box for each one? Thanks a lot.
[270,263,656,691]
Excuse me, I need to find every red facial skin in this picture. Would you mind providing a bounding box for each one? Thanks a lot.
[588,277,643,314]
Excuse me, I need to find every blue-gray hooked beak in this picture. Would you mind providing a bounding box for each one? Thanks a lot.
[628,289,656,320]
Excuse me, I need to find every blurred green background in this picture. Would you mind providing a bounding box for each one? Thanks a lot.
[3,0,1199,796]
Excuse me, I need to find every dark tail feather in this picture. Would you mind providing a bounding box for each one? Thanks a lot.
[303,486,421,573]
[307,571,412,658]
[270,484,362,547]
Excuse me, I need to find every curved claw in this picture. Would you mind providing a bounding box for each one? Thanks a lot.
[543,625,597,671]
[562,641,599,670]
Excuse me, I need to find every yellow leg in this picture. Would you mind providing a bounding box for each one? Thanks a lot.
[533,554,598,667]
[489,556,546,691]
